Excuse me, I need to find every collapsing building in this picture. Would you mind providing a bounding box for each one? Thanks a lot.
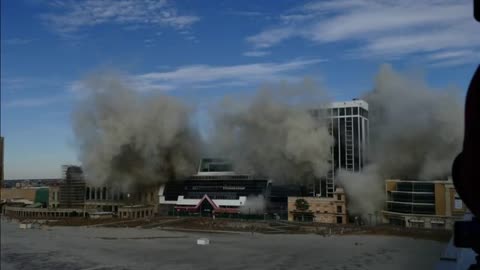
[2,165,87,218]
[58,165,157,219]
[58,165,86,209]
[159,158,271,216]
[310,99,369,197]
[288,187,347,224]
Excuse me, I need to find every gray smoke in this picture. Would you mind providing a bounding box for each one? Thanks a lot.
[240,195,266,214]
[337,165,383,217]
[71,65,462,219]
[338,64,464,217]
[72,73,200,188]
[210,79,334,183]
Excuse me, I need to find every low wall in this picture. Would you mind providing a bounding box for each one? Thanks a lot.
[2,205,84,218]
[118,206,155,219]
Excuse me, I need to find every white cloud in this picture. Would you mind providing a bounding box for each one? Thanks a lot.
[428,49,476,61]
[3,95,65,108]
[137,59,325,86]
[1,76,66,92]
[247,27,297,49]
[231,11,264,17]
[1,77,28,91]
[280,14,315,23]
[69,59,325,94]
[41,0,199,34]
[243,50,270,57]
[2,38,32,45]
[247,0,479,66]
[68,78,174,98]
[427,49,480,67]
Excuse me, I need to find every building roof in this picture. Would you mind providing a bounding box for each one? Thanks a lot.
[174,194,240,214]
[386,179,452,184]
[325,99,369,110]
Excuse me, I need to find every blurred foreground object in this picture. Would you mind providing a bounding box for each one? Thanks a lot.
[436,213,478,270]
[452,65,480,217]
[451,65,480,268]
[475,0,479,22]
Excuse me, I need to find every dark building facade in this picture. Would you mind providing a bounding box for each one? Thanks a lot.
[84,184,157,214]
[311,100,369,197]
[58,165,86,208]
[268,184,305,219]
[159,158,271,216]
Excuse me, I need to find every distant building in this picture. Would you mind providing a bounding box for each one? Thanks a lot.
[311,100,369,197]
[49,186,60,208]
[1,187,38,203]
[159,158,271,216]
[383,179,467,229]
[287,187,347,224]
[1,187,50,208]
[3,178,62,188]
[84,185,157,216]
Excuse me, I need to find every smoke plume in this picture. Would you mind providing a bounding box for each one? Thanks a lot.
[338,64,464,217]
[240,195,266,214]
[337,165,384,217]
[210,79,333,183]
[72,65,463,219]
[72,73,200,188]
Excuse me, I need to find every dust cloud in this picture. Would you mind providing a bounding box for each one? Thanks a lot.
[338,64,464,217]
[239,195,266,214]
[337,165,383,218]
[72,73,200,188]
[72,65,463,219]
[209,79,334,184]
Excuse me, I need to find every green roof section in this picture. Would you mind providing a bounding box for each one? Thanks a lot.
[34,188,49,207]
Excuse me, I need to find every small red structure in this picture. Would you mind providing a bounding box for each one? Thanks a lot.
[174,195,239,214]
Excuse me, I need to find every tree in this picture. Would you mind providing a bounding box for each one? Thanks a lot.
[295,198,310,211]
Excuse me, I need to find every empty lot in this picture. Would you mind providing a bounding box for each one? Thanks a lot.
[1,219,445,270]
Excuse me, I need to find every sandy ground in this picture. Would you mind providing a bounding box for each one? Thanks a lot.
[1,218,445,270]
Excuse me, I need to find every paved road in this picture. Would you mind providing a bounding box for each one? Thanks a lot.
[1,219,445,270]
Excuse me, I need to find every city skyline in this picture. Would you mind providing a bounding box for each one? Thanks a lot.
[2,0,478,179]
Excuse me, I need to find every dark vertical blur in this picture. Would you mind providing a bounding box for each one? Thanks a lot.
[475,0,479,22]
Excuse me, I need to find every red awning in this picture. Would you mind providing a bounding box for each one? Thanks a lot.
[174,195,239,214]
[213,208,239,214]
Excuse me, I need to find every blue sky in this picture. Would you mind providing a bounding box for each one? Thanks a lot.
[1,0,479,179]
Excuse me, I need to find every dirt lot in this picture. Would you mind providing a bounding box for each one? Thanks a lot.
[1,217,446,270]
[35,216,452,242]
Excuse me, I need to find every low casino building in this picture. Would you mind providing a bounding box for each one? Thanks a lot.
[382,179,467,229]
[159,158,271,216]
[287,187,347,224]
